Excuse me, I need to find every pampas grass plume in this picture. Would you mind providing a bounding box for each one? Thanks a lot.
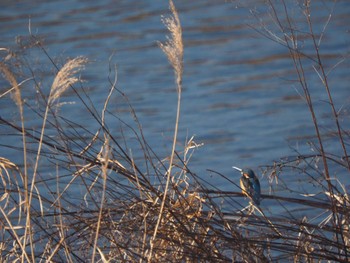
[49,56,88,105]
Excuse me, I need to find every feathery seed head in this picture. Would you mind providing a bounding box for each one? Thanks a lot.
[49,56,88,105]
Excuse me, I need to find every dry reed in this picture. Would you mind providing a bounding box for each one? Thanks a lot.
[148,0,184,261]
[49,56,88,106]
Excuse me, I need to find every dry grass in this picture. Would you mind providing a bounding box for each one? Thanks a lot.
[149,1,184,261]
[158,0,183,89]
[0,0,349,262]
[49,56,88,106]
[0,59,30,261]
[0,62,21,107]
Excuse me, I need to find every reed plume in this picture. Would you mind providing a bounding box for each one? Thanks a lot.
[158,0,183,88]
[148,1,184,261]
[49,56,88,105]
[0,62,22,107]
[25,55,87,261]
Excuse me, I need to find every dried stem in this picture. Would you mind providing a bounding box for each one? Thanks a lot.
[148,1,184,261]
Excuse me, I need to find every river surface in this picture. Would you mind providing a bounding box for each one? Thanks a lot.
[1,1,349,207]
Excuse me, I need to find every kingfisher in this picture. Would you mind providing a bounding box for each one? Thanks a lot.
[233,166,261,205]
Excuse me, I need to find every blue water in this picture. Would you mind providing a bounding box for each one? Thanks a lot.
[1,1,349,200]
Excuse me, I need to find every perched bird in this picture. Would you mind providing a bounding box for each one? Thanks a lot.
[233,166,261,205]
[232,167,282,235]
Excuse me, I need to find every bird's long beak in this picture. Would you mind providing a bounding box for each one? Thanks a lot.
[232,166,242,172]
